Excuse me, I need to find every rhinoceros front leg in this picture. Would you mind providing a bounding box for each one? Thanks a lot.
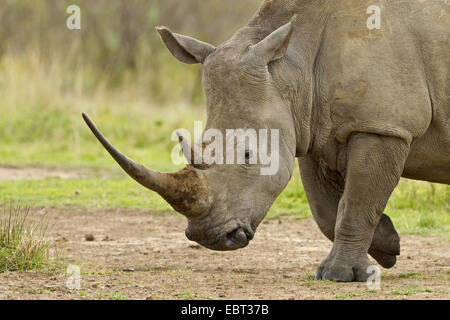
[299,155,400,269]
[315,133,409,282]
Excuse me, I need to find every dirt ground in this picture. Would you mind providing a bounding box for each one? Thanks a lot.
[0,166,81,181]
[0,206,448,300]
[0,166,117,181]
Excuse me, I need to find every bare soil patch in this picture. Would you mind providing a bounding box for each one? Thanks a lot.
[0,166,116,181]
[0,207,448,300]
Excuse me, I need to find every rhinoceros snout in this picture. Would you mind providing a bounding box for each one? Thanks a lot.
[186,226,254,251]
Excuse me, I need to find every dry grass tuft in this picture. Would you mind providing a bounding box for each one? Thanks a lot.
[0,203,52,272]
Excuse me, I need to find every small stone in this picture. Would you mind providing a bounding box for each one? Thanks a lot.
[123,268,135,272]
[85,234,95,241]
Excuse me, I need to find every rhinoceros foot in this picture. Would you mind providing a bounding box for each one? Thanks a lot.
[369,248,397,269]
[369,214,401,268]
[315,249,374,282]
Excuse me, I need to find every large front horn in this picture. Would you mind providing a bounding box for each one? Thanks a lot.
[82,113,207,216]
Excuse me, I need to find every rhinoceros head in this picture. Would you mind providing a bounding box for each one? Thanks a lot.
[83,20,299,251]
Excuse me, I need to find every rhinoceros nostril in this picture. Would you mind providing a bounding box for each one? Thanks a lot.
[243,227,254,240]
[226,227,250,247]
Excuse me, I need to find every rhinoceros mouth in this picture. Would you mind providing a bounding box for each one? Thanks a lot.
[191,224,255,251]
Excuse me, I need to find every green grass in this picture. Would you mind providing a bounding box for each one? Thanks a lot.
[396,272,423,279]
[389,285,449,296]
[335,291,360,299]
[0,102,203,171]
[0,203,51,272]
[385,179,449,237]
[0,178,173,212]
[390,286,423,296]
[175,291,195,300]
[75,290,88,297]
[105,292,129,300]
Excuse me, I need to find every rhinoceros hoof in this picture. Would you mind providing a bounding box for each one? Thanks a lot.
[369,214,400,268]
[369,248,397,269]
[315,257,374,282]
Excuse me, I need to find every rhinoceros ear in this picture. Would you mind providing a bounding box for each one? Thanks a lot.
[156,26,216,64]
[249,18,295,64]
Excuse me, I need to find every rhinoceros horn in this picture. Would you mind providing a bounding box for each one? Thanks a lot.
[82,113,207,217]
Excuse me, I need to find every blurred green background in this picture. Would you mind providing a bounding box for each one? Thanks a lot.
[0,1,448,237]
[0,0,261,168]
[0,0,261,104]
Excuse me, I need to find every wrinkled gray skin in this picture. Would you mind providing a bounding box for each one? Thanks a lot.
[85,0,449,282]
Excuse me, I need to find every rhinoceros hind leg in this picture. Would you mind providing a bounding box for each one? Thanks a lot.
[369,248,397,268]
